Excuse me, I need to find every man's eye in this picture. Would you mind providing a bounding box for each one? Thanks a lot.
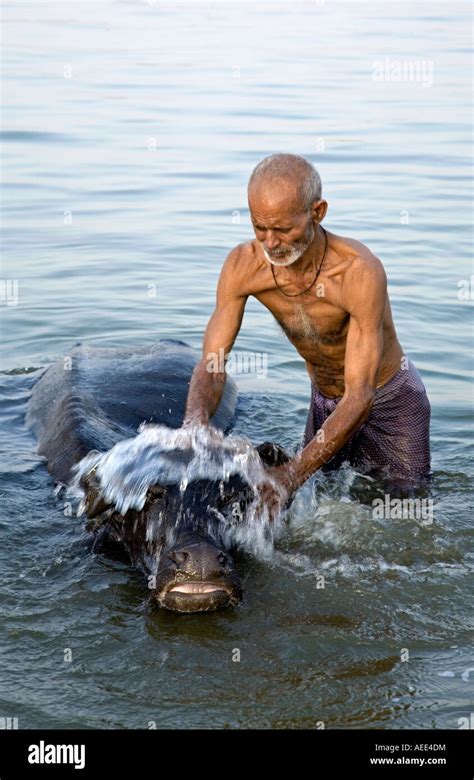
[252,225,291,235]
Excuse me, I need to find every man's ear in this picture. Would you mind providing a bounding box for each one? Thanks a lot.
[255,441,291,468]
[312,198,328,223]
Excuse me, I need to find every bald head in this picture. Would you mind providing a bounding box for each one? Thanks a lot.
[248,153,322,212]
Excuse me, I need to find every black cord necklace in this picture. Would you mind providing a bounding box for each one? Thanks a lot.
[270,226,328,297]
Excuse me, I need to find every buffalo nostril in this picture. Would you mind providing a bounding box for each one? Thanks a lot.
[169,550,189,566]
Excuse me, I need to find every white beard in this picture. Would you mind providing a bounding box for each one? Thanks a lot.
[260,222,315,267]
[261,246,303,266]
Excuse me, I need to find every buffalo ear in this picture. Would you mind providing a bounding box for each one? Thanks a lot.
[79,470,111,519]
[255,441,291,468]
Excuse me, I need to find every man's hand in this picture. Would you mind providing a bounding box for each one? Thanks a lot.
[182,411,208,429]
[179,419,227,453]
[252,464,296,522]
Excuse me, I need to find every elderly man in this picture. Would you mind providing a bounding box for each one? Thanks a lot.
[183,153,431,514]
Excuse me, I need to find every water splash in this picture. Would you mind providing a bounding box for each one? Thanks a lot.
[69,423,290,557]
[72,423,264,510]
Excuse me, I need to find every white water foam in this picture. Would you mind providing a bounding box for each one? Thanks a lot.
[69,423,290,556]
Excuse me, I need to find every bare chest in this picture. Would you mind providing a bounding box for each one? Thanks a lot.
[255,288,349,349]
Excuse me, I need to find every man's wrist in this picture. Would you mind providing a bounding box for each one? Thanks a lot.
[277,457,309,494]
[182,411,209,428]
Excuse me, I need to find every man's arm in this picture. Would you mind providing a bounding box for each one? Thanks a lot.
[281,256,387,492]
[183,245,248,426]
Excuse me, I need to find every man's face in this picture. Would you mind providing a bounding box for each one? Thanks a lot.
[249,193,315,267]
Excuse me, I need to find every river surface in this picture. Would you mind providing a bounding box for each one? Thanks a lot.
[0,0,472,729]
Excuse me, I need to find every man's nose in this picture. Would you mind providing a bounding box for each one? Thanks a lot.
[264,231,280,250]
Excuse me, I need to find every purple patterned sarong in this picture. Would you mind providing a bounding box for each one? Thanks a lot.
[302,358,431,483]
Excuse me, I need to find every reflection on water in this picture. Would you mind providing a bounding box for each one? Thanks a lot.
[0,0,472,729]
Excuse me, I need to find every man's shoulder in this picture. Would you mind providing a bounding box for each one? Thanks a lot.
[330,231,386,282]
[220,240,262,291]
[223,239,258,266]
[326,232,387,316]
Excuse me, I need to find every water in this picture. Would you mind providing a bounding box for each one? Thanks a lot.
[69,422,288,555]
[1,0,472,729]
[70,423,269,513]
